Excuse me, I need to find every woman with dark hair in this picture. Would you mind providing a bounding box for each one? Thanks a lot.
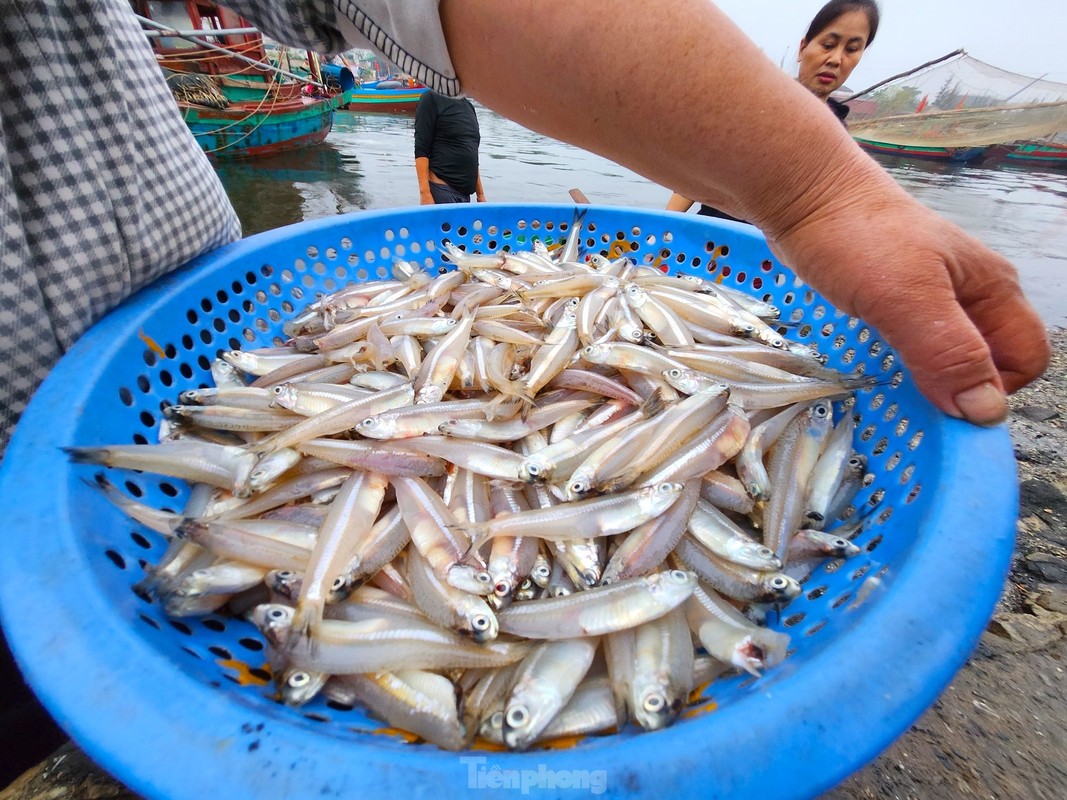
[666,0,881,218]
[798,0,880,112]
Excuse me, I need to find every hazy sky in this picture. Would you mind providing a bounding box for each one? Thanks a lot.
[715,0,1067,92]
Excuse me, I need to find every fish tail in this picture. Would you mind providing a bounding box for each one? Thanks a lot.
[64,446,107,465]
[456,524,491,558]
[132,570,164,601]
[173,519,206,542]
[286,603,320,655]
[842,373,884,391]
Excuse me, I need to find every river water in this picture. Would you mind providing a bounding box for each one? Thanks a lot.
[215,106,1067,326]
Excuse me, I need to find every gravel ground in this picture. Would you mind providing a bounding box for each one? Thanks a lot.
[826,327,1067,800]
[3,329,1065,800]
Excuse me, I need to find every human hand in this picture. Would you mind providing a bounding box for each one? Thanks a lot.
[420,193,435,206]
[768,184,1049,426]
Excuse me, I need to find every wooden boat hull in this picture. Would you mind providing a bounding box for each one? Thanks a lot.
[182,98,335,160]
[853,137,989,163]
[993,141,1067,168]
[340,81,428,114]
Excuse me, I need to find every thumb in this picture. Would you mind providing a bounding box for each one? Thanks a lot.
[869,281,1006,425]
[857,271,1027,427]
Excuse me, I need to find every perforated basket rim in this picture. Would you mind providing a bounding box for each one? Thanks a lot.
[0,204,1017,800]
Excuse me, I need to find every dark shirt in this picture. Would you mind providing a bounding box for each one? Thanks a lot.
[698,98,850,222]
[414,92,481,196]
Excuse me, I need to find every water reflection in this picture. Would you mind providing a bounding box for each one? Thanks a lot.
[214,140,371,234]
[864,154,1067,325]
[213,108,1067,325]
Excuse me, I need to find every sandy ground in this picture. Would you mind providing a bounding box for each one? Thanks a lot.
[2,329,1065,800]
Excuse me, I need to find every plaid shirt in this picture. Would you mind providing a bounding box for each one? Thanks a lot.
[0,0,458,452]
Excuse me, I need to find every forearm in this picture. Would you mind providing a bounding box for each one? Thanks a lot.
[415,157,434,204]
[475,172,485,202]
[665,192,694,213]
[440,0,901,241]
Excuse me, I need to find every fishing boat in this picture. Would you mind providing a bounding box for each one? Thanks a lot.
[844,52,1067,171]
[988,140,1067,169]
[852,137,989,163]
[338,77,429,114]
[133,1,339,159]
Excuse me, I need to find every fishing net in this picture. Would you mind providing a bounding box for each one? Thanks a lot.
[843,53,1067,148]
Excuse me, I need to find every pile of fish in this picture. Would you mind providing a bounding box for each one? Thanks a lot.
[71,215,873,750]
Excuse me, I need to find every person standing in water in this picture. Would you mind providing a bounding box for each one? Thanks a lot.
[666,0,880,220]
[414,90,487,204]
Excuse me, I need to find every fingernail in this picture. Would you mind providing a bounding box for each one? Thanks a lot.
[953,382,1007,426]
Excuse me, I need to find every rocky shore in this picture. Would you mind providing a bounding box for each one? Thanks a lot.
[3,329,1065,800]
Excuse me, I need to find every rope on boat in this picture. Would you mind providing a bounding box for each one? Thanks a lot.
[187,83,282,155]
[135,13,326,89]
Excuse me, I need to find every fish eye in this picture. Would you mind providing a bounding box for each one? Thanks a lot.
[669,569,689,583]
[526,464,541,477]
[272,386,284,394]
[494,581,511,596]
[771,339,786,349]
[643,693,666,712]
[771,576,788,589]
[288,671,310,687]
[667,368,681,378]
[569,480,587,494]
[834,538,848,548]
[268,608,287,620]
[477,572,492,585]
[758,546,774,558]
[533,564,550,579]
[849,456,864,467]
[331,576,347,591]
[488,711,505,730]
[505,705,529,728]
[472,615,491,631]
[814,404,830,417]
[278,570,294,579]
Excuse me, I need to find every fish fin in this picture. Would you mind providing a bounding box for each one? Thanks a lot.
[638,387,667,419]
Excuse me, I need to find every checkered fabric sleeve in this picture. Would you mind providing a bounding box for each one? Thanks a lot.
[0,1,242,453]
[0,0,459,453]
[228,0,462,96]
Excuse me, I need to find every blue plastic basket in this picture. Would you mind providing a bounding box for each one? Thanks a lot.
[0,204,1017,799]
